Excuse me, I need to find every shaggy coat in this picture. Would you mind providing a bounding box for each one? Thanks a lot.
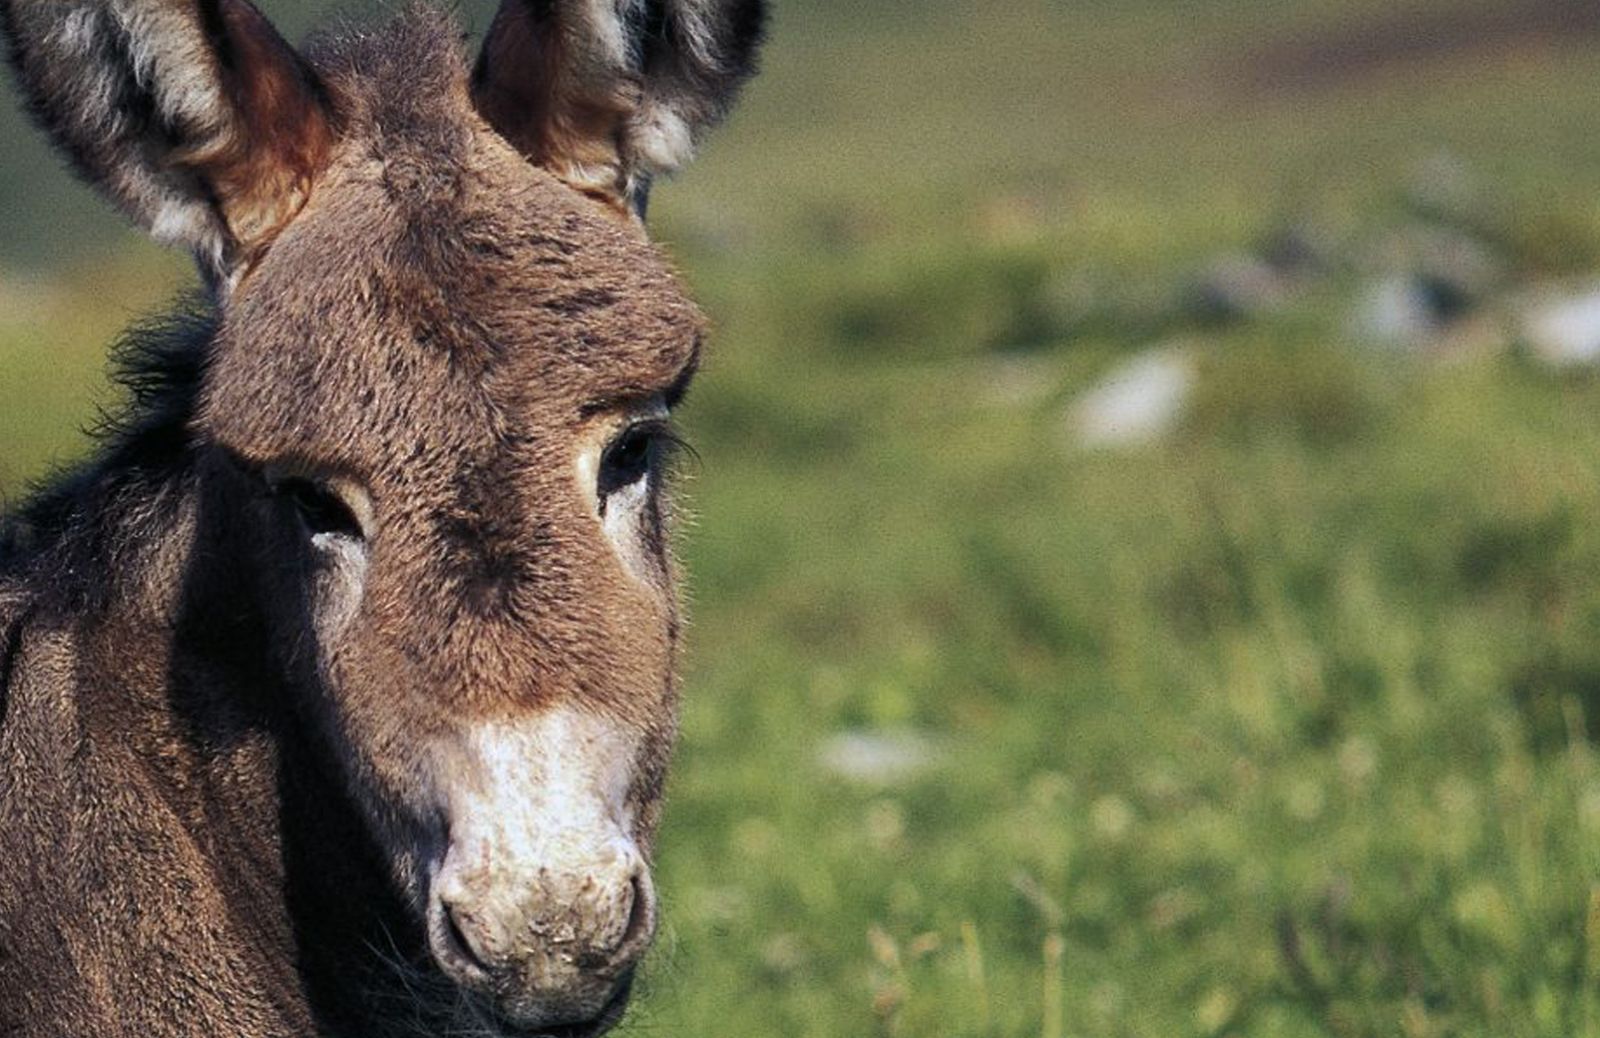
[0,2,763,1035]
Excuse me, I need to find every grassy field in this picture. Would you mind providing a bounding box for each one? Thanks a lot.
[7,0,1600,1035]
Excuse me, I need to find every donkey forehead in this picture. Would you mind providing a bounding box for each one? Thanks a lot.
[204,141,702,462]
[299,147,706,396]
[197,14,704,458]
[308,3,707,383]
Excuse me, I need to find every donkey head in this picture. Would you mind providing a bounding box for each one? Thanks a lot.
[1,0,762,1031]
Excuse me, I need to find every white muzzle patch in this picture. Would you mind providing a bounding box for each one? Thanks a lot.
[427,708,655,1029]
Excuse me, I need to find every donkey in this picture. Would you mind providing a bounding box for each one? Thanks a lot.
[0,1,763,1035]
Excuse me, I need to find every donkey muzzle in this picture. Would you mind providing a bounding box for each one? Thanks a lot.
[425,711,658,1030]
[429,838,656,1029]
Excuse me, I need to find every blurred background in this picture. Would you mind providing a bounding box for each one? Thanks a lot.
[6,0,1600,1034]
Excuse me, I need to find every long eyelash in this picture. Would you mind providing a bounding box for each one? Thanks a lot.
[635,420,700,475]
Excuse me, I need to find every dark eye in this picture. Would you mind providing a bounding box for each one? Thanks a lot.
[278,478,364,541]
[599,423,660,499]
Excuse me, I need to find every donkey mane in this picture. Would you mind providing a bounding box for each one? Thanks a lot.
[0,298,211,613]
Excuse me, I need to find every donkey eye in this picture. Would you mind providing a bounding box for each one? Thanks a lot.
[278,478,365,541]
[599,424,660,498]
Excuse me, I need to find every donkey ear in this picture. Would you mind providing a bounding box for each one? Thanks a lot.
[0,0,332,283]
[472,0,765,216]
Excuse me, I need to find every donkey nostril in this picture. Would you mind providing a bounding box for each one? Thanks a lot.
[447,908,488,971]
[432,895,495,980]
[608,870,656,968]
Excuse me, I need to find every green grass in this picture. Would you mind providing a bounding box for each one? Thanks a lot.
[7,1,1600,1035]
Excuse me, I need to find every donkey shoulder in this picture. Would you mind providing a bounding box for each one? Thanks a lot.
[0,579,310,1038]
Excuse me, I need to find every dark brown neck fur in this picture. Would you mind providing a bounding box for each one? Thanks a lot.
[0,309,431,1037]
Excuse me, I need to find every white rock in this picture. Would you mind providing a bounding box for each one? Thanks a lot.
[1355,274,1439,349]
[1064,346,1195,449]
[1523,288,1600,368]
[817,730,938,785]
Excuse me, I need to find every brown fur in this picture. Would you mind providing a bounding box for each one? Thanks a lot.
[0,3,763,1036]
[188,0,333,270]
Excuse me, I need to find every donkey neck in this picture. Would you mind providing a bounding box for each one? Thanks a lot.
[46,433,303,911]
[0,307,422,1031]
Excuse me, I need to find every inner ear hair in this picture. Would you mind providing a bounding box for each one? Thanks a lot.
[186,0,334,273]
[472,0,766,216]
[0,0,332,281]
